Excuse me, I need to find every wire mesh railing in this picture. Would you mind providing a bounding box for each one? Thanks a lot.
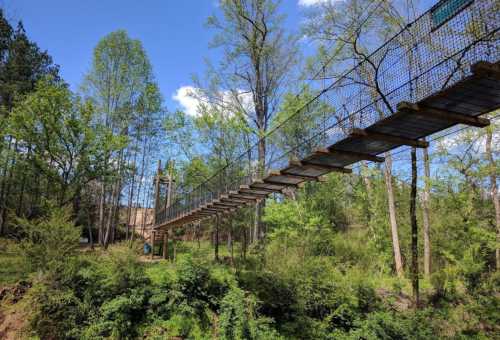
[157,0,500,226]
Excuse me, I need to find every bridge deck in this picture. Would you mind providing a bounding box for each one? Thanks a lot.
[156,61,500,229]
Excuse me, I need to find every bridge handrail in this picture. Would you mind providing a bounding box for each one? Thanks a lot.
[157,0,500,225]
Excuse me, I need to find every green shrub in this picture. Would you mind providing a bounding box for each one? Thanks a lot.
[336,310,435,340]
[87,289,148,339]
[14,206,80,274]
[219,287,283,340]
[238,269,298,327]
[28,283,87,340]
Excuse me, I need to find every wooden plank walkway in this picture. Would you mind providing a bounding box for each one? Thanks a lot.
[156,61,500,230]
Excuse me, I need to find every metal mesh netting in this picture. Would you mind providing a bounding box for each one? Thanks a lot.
[157,0,500,225]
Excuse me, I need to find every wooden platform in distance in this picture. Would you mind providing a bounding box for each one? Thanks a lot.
[157,61,500,229]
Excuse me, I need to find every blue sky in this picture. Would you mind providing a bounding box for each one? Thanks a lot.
[2,0,307,112]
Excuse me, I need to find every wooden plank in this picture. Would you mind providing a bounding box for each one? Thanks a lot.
[249,186,282,193]
[239,189,270,197]
[249,180,284,193]
[398,102,490,128]
[214,201,239,208]
[207,204,232,211]
[221,197,248,204]
[318,147,385,163]
[228,193,257,201]
[194,213,212,218]
[297,159,353,173]
[351,128,429,148]
[228,191,259,201]
[272,167,320,181]
[278,170,319,181]
[264,178,300,187]
[203,206,227,212]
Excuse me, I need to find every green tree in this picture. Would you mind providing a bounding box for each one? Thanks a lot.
[0,11,60,234]
[83,30,161,247]
[202,0,299,242]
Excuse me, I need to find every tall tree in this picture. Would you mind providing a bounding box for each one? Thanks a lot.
[422,142,432,277]
[302,0,414,277]
[83,30,161,247]
[485,120,500,270]
[410,147,419,306]
[0,12,60,234]
[203,0,299,241]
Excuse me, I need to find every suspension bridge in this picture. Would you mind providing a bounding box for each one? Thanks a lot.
[148,0,499,252]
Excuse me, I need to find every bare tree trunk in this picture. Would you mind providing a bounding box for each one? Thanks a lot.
[103,181,118,249]
[242,224,247,261]
[98,182,106,245]
[173,237,177,262]
[0,139,18,234]
[163,231,169,260]
[384,152,404,277]
[254,138,266,242]
[228,219,234,266]
[131,139,150,242]
[422,142,432,277]
[0,136,14,235]
[150,230,155,260]
[253,203,260,243]
[215,215,220,262]
[142,184,152,238]
[87,224,94,250]
[486,127,500,270]
[360,161,375,235]
[196,222,201,249]
[410,147,419,307]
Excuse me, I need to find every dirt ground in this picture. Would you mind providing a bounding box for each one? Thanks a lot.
[0,282,30,340]
[0,307,26,340]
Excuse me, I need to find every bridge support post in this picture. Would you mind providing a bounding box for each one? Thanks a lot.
[163,230,169,260]
[150,230,155,260]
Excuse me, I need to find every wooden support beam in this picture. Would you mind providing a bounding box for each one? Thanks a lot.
[471,61,500,80]
[350,128,429,148]
[398,102,490,128]
[317,147,384,163]
[294,159,352,173]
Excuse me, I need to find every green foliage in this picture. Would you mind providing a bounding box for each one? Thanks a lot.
[0,238,29,284]
[14,206,79,274]
[219,287,282,340]
[29,283,87,340]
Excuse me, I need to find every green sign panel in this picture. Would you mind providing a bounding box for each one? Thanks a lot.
[431,0,474,27]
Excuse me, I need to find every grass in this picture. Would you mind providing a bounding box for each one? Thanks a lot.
[0,238,28,286]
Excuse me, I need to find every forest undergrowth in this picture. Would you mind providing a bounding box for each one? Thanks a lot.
[0,200,498,339]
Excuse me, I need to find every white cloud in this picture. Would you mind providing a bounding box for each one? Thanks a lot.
[298,0,343,6]
[172,85,202,117]
[298,0,329,6]
[438,128,499,154]
[173,86,254,119]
